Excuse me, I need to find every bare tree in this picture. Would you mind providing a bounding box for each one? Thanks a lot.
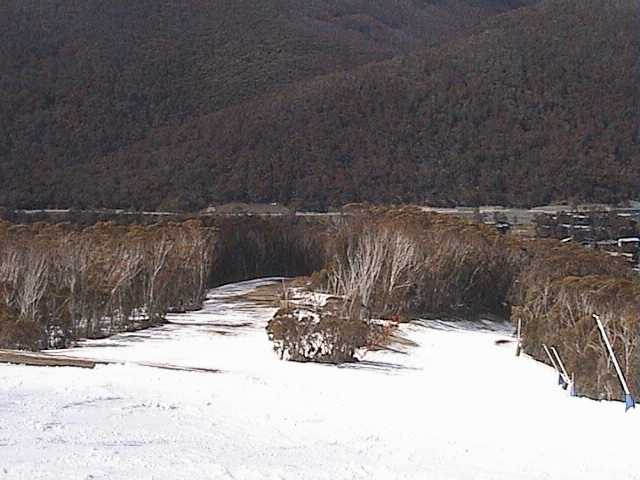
[144,235,173,320]
[14,248,49,323]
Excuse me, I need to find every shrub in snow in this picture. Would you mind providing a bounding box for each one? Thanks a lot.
[267,307,369,363]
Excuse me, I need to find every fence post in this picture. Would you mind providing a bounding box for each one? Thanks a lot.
[543,344,565,387]
[551,346,573,394]
[593,314,636,411]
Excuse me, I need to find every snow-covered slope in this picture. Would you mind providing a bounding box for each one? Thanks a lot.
[1,279,638,480]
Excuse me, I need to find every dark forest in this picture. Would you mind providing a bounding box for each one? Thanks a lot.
[3,0,636,210]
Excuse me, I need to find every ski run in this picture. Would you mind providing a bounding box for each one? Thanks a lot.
[1,278,639,480]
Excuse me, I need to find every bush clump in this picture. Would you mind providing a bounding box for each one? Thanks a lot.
[267,307,370,363]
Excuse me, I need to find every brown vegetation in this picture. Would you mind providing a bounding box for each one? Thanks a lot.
[0,220,215,349]
[267,307,370,363]
[0,0,532,210]
[512,241,640,400]
[0,215,328,350]
[318,208,522,319]
[7,1,639,210]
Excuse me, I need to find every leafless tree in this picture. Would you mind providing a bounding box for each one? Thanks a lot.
[14,248,49,323]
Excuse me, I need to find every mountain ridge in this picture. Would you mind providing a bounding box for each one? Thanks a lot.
[2,0,637,210]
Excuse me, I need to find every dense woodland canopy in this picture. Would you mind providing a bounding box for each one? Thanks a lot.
[0,0,638,210]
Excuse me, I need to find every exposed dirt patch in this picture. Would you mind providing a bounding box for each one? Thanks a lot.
[233,278,308,307]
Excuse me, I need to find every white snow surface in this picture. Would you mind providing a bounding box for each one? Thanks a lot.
[1,278,639,480]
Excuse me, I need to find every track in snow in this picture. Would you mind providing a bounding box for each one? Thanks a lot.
[1,278,638,480]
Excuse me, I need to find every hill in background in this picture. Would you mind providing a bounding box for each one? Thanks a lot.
[2,0,637,210]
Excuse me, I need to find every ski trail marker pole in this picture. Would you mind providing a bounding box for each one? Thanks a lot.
[543,344,559,370]
[593,313,636,411]
[543,344,565,387]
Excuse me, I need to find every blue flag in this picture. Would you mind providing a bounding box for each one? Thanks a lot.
[558,374,567,389]
[625,393,635,412]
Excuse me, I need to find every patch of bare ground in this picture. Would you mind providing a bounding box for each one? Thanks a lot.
[233,278,308,307]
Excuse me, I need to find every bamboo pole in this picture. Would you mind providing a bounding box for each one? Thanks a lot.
[551,347,570,383]
[543,344,566,387]
[593,314,630,395]
[593,313,635,410]
[543,344,560,371]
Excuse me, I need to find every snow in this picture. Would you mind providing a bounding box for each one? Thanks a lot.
[2,278,640,480]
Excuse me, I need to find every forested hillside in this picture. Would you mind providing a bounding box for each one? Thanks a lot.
[2,0,637,210]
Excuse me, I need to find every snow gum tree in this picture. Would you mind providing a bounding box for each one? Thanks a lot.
[0,220,217,350]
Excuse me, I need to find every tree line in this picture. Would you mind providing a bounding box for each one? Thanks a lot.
[0,221,215,349]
